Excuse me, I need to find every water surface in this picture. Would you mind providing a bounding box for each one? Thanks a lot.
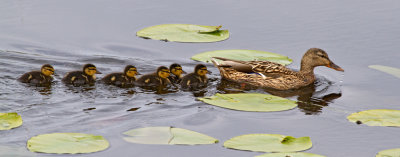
[1,0,400,156]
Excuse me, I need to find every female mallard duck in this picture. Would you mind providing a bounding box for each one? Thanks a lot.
[180,64,210,89]
[168,63,186,84]
[211,48,344,90]
[18,64,54,86]
[62,63,102,86]
[102,65,139,87]
[136,66,171,86]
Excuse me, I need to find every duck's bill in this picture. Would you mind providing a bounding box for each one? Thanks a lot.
[96,70,102,74]
[207,70,212,74]
[327,62,344,72]
[182,70,187,74]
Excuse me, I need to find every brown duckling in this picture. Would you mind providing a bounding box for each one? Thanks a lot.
[102,65,139,87]
[168,63,186,84]
[18,64,54,86]
[136,66,171,86]
[211,48,344,90]
[62,63,101,86]
[180,64,210,89]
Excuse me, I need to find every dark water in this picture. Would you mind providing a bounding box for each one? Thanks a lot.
[1,0,400,156]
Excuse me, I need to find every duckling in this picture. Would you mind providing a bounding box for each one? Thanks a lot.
[101,65,139,87]
[18,64,54,86]
[180,64,210,89]
[136,66,171,86]
[211,48,344,90]
[62,63,101,86]
[168,63,186,84]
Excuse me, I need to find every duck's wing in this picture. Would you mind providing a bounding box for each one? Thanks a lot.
[212,57,296,77]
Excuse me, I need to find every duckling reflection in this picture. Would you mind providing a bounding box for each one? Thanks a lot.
[102,65,139,88]
[216,78,342,115]
[180,64,210,89]
[136,66,171,86]
[62,64,101,86]
[18,64,54,87]
[168,63,186,84]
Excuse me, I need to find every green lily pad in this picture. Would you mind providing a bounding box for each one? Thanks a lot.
[137,24,229,42]
[376,148,400,157]
[369,65,400,79]
[347,109,400,127]
[198,93,297,112]
[0,112,22,130]
[123,126,218,145]
[256,152,326,157]
[224,134,312,153]
[191,49,292,65]
[27,133,109,154]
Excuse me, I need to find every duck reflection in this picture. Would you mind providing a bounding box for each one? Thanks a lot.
[216,78,342,115]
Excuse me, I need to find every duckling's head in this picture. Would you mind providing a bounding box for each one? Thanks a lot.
[301,48,344,72]
[169,63,186,77]
[157,66,170,79]
[83,64,102,76]
[41,64,54,76]
[194,64,211,76]
[124,65,139,78]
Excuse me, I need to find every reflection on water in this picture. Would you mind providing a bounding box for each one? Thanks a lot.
[216,77,342,115]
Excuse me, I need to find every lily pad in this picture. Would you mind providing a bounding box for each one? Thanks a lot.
[198,93,297,112]
[376,148,400,157]
[347,109,400,127]
[0,112,22,130]
[369,65,400,79]
[224,134,312,153]
[123,126,218,145]
[191,49,292,65]
[27,133,109,154]
[137,24,229,42]
[256,152,326,157]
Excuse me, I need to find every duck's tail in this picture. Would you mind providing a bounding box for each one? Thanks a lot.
[211,58,228,78]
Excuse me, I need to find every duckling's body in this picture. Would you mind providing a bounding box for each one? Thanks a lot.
[168,63,186,84]
[180,64,209,89]
[212,48,344,90]
[136,66,171,86]
[18,64,54,86]
[102,65,138,87]
[62,64,101,86]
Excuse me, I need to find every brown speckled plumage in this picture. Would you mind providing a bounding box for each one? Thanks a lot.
[212,48,344,90]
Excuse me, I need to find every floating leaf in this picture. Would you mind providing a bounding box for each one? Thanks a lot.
[198,93,297,112]
[369,65,400,79]
[376,148,400,157]
[136,24,229,42]
[0,112,22,130]
[191,49,292,65]
[224,134,312,153]
[123,126,218,145]
[256,152,326,157]
[347,109,400,127]
[27,133,109,154]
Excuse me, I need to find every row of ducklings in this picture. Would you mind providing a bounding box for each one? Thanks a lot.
[18,63,210,88]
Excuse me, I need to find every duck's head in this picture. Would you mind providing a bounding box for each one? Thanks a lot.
[169,63,186,77]
[83,64,101,76]
[124,65,139,78]
[301,48,344,72]
[157,66,170,79]
[41,64,54,76]
[195,64,211,76]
